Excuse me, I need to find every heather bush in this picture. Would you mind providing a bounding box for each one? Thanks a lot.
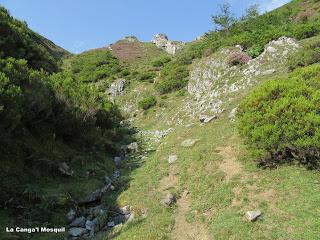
[227,51,252,66]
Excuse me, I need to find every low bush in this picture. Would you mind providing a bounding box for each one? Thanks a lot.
[288,37,320,70]
[237,64,320,167]
[155,62,189,94]
[152,56,171,67]
[138,95,157,110]
[137,72,156,82]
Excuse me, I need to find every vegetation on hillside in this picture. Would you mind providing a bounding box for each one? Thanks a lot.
[155,0,320,94]
[237,64,320,167]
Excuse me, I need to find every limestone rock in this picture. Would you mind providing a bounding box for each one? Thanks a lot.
[168,155,178,164]
[81,189,101,204]
[127,142,139,153]
[68,227,87,237]
[151,33,184,55]
[66,209,76,223]
[58,162,73,176]
[114,156,122,166]
[246,210,261,222]
[108,79,125,98]
[199,115,217,123]
[161,193,176,207]
[181,139,200,148]
[70,216,86,228]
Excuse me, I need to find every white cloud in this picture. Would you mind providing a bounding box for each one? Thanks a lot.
[259,0,291,12]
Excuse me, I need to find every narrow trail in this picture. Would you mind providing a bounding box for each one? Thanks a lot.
[171,189,211,240]
[216,146,242,181]
[159,164,211,240]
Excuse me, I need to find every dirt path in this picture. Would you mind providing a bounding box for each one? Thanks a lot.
[216,146,242,181]
[159,164,211,240]
[171,189,211,240]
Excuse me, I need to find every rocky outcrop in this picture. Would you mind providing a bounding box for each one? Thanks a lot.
[183,36,300,119]
[108,78,126,99]
[151,33,184,55]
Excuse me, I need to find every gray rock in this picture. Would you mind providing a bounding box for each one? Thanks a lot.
[112,170,120,180]
[151,33,184,55]
[168,155,178,164]
[85,218,98,231]
[228,108,237,121]
[161,193,176,207]
[58,162,74,176]
[70,216,86,227]
[107,221,115,228]
[66,209,76,223]
[90,205,107,218]
[119,205,131,215]
[199,115,217,123]
[127,142,139,153]
[68,227,87,237]
[108,79,126,98]
[181,139,200,148]
[81,189,101,204]
[114,156,122,166]
[246,210,262,222]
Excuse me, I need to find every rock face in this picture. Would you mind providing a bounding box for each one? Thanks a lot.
[108,78,126,99]
[151,33,184,55]
[182,36,300,120]
[70,216,86,227]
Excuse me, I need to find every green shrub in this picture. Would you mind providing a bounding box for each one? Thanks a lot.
[237,64,320,167]
[288,37,320,70]
[152,56,171,67]
[155,62,189,94]
[138,95,157,110]
[137,72,156,82]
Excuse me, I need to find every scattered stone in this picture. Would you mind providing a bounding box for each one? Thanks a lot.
[68,227,87,237]
[85,218,98,231]
[168,155,178,164]
[161,193,176,207]
[228,108,237,121]
[181,139,200,148]
[119,205,131,215]
[70,216,86,228]
[127,142,139,153]
[107,221,115,228]
[199,115,217,123]
[112,170,120,180]
[246,210,262,222]
[58,162,73,176]
[66,209,76,223]
[81,189,101,204]
[114,156,122,166]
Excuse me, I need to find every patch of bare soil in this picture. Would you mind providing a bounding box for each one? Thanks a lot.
[158,167,178,192]
[171,190,211,240]
[216,146,242,181]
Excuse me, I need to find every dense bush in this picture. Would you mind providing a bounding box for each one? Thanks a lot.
[68,49,121,83]
[138,95,157,110]
[152,56,172,67]
[137,71,156,82]
[237,64,320,167]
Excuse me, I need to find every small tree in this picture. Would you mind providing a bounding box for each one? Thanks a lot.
[212,3,236,34]
[241,4,260,21]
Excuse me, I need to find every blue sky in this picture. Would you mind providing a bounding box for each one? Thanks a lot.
[0,0,290,53]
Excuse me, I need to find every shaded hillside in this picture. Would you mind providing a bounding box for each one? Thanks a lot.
[0,6,70,72]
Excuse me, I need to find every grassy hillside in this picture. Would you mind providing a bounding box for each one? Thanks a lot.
[2,0,320,239]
